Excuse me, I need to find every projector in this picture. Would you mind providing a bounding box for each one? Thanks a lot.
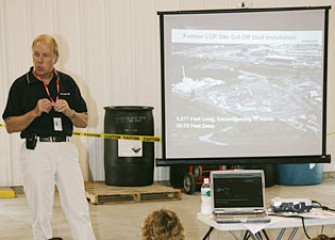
[270,197,313,213]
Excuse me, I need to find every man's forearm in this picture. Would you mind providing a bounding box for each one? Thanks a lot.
[4,110,38,133]
[69,111,88,128]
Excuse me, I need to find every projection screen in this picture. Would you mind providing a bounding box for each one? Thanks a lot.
[157,6,331,165]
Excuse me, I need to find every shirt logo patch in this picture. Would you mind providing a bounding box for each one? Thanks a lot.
[60,92,71,96]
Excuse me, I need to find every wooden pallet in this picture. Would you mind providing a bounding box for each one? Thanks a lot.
[85,182,182,205]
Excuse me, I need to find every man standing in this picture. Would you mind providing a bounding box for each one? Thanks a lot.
[2,34,96,240]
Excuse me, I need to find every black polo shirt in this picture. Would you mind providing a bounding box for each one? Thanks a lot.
[2,67,88,138]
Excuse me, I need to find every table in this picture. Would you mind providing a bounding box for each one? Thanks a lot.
[198,209,335,240]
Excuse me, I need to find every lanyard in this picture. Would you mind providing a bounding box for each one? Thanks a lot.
[33,68,60,104]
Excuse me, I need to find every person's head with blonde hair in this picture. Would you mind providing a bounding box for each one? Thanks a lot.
[32,34,59,57]
[31,34,59,80]
[142,208,186,240]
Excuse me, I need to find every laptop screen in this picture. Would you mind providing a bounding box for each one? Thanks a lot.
[212,170,265,209]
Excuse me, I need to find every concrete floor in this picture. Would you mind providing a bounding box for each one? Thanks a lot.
[1,177,335,240]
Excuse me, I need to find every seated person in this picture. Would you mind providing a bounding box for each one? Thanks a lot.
[142,208,186,240]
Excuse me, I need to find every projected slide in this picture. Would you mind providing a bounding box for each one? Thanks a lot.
[160,8,329,161]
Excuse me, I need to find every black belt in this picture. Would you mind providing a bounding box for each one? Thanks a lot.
[38,136,70,142]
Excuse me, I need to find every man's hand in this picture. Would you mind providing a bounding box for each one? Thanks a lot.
[53,99,74,118]
[54,99,87,128]
[34,98,53,116]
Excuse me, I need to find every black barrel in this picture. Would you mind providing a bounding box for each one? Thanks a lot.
[104,106,154,186]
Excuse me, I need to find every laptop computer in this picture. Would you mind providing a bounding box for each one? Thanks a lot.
[210,169,271,224]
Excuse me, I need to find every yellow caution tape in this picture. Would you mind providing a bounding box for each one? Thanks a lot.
[73,131,161,142]
[0,123,161,142]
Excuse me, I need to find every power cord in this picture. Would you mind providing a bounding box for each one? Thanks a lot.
[269,213,312,239]
[294,215,312,239]
[312,200,335,212]
[270,200,335,239]
[302,200,335,239]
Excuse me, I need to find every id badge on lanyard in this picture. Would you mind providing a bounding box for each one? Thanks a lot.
[34,68,63,131]
[53,117,63,131]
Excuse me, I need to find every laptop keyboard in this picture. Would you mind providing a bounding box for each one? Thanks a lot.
[215,211,268,219]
